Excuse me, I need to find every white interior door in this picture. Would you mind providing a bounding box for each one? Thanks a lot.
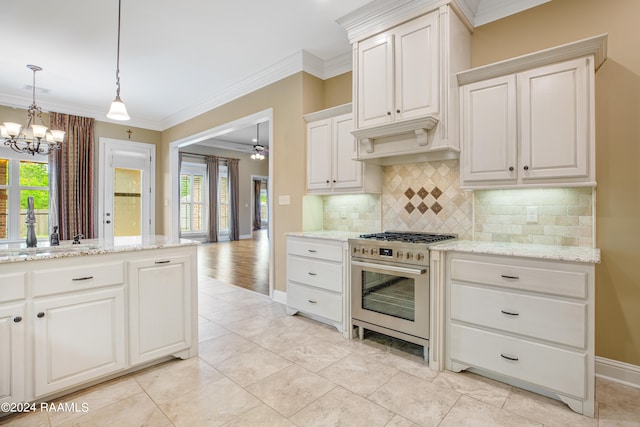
[99,138,155,240]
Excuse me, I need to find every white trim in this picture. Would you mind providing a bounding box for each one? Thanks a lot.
[272,289,287,305]
[595,356,640,389]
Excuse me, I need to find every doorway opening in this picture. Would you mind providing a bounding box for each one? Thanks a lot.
[169,109,274,297]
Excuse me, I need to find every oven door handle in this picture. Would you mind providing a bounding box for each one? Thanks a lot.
[351,260,427,276]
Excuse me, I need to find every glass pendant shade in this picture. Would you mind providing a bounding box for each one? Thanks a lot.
[107,95,130,121]
[31,124,48,139]
[3,122,22,137]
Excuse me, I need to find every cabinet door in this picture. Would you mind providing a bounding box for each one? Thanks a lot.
[461,75,517,184]
[394,11,439,121]
[33,288,125,398]
[0,302,25,404]
[357,33,395,128]
[129,255,192,365]
[332,114,362,190]
[306,119,332,191]
[519,57,591,180]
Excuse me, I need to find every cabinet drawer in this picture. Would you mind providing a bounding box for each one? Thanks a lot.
[33,262,125,297]
[287,282,342,322]
[451,283,586,348]
[287,256,342,292]
[450,324,586,399]
[287,239,342,262]
[450,258,587,298]
[0,273,26,302]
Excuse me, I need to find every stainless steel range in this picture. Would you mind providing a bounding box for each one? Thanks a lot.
[349,231,456,358]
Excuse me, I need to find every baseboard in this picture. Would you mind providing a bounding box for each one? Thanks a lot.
[239,234,252,240]
[595,356,640,389]
[272,290,287,305]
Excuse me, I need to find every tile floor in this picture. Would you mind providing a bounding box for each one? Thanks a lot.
[2,276,640,426]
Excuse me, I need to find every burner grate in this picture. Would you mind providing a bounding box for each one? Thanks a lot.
[358,231,456,244]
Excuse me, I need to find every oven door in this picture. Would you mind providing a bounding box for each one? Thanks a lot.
[351,259,429,339]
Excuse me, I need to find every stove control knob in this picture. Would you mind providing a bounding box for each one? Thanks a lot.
[416,253,424,261]
[396,250,403,259]
[353,247,360,254]
[406,252,414,260]
[370,248,377,256]
[362,248,369,255]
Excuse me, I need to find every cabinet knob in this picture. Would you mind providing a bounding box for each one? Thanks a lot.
[326,180,330,183]
[37,312,45,318]
[332,180,336,183]
[508,166,514,172]
[13,316,22,323]
[387,112,391,116]
[396,109,400,114]
[523,165,529,171]
[106,220,111,224]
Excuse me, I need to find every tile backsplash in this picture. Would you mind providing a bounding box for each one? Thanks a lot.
[474,187,594,247]
[382,160,474,239]
[304,159,595,248]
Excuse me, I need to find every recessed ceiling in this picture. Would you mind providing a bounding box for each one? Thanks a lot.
[0,0,549,133]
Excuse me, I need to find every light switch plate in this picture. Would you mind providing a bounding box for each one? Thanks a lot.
[526,206,538,223]
[278,195,291,205]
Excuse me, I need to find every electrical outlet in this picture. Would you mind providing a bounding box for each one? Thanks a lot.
[526,206,538,223]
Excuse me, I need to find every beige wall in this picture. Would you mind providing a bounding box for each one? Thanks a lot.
[471,0,640,365]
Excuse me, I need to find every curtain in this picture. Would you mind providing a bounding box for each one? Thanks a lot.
[206,155,219,242]
[49,113,95,240]
[228,158,239,241]
[253,179,262,230]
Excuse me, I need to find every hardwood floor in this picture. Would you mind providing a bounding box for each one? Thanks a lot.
[197,229,270,295]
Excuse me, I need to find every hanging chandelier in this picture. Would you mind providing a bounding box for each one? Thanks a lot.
[106,0,130,120]
[0,65,65,156]
[251,123,266,160]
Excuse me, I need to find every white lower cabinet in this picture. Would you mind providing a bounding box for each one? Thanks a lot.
[33,287,126,398]
[0,301,26,405]
[446,252,595,417]
[286,235,348,335]
[128,255,192,365]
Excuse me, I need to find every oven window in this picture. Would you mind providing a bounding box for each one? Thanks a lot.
[361,271,415,321]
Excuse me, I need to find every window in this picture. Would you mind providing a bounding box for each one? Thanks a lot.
[260,182,268,225]
[179,162,206,234]
[218,163,229,235]
[0,150,49,242]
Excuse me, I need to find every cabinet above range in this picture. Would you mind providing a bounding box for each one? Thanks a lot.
[458,34,607,189]
[338,1,471,165]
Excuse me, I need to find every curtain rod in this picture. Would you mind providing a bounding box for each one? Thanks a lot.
[180,151,240,162]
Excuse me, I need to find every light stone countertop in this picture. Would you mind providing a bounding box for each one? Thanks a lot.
[0,235,199,264]
[430,240,601,264]
[287,231,367,242]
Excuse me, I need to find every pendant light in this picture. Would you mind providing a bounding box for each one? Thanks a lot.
[251,123,265,160]
[107,0,130,120]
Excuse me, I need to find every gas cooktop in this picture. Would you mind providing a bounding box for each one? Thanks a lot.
[357,231,457,244]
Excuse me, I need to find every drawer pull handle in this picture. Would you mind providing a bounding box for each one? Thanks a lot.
[155,260,171,264]
[13,316,22,323]
[500,274,519,280]
[308,299,317,304]
[500,353,519,362]
[307,249,317,253]
[308,272,317,276]
[72,276,94,281]
[501,310,519,317]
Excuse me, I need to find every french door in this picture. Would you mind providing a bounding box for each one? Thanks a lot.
[98,138,155,240]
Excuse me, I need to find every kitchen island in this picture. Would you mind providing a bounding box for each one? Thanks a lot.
[0,236,198,409]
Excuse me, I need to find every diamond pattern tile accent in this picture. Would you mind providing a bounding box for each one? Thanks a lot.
[404,202,415,214]
[404,188,415,199]
[431,202,442,215]
[417,202,429,214]
[431,187,442,199]
[417,187,429,199]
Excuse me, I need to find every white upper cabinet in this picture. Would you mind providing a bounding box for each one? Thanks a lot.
[305,105,381,194]
[340,2,471,165]
[458,34,607,189]
[357,12,439,128]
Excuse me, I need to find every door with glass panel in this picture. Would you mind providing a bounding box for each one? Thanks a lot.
[99,139,155,240]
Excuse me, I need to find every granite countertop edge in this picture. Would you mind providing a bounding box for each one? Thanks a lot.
[287,231,365,242]
[0,236,199,264]
[430,240,601,264]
